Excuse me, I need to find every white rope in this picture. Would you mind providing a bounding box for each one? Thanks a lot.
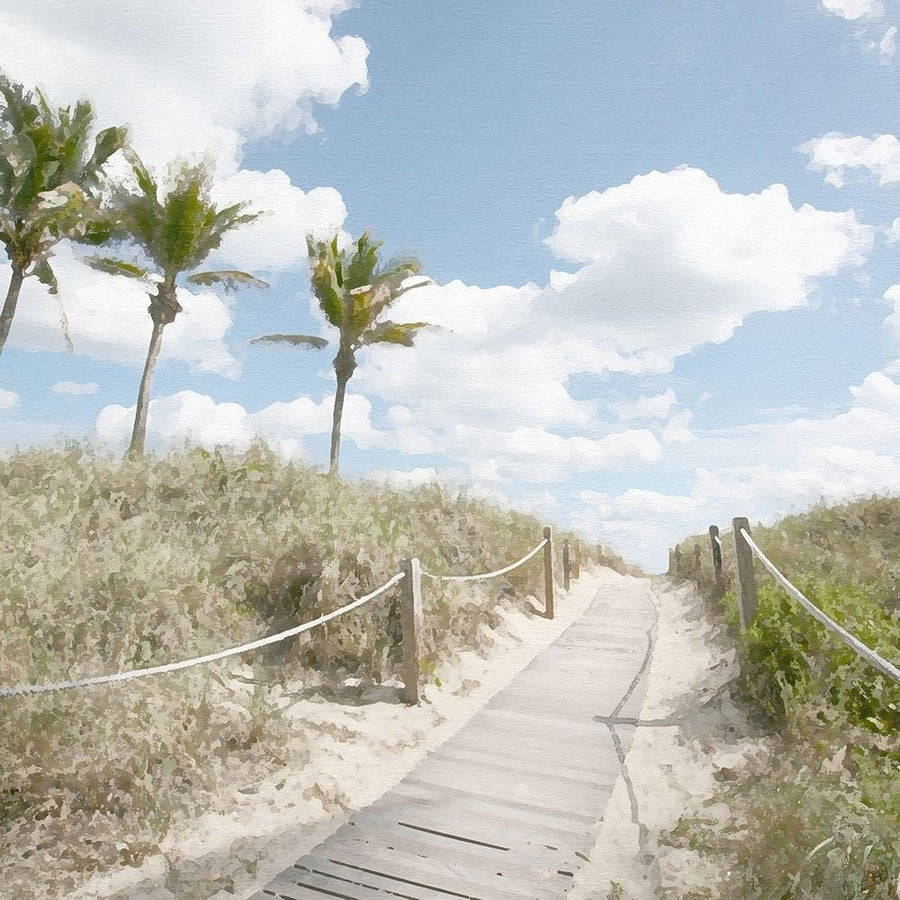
[421,539,548,583]
[714,535,723,547]
[740,529,900,685]
[0,573,406,698]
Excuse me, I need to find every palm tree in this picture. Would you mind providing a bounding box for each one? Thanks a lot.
[0,74,126,356]
[253,231,431,476]
[84,152,266,457]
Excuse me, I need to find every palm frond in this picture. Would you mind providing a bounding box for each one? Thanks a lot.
[359,321,432,347]
[186,270,269,292]
[124,148,159,205]
[307,237,345,327]
[365,275,431,326]
[82,255,150,280]
[345,230,382,289]
[250,333,328,349]
[85,125,127,186]
[32,257,58,294]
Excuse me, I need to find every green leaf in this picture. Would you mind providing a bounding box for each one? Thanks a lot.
[82,256,150,280]
[89,125,127,171]
[250,333,328,349]
[360,321,432,347]
[186,270,269,292]
[32,257,58,294]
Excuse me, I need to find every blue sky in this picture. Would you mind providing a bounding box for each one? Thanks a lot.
[2,0,900,570]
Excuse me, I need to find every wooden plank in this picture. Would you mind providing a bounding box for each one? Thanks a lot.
[395,777,598,831]
[250,583,658,900]
[347,784,594,855]
[298,844,531,900]
[411,749,608,816]
[445,725,616,779]
[248,872,322,899]
[471,704,610,743]
[428,743,615,789]
[292,858,468,899]
[403,757,600,820]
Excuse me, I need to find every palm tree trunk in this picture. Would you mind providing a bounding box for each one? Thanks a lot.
[329,370,349,476]
[129,319,166,458]
[0,267,26,358]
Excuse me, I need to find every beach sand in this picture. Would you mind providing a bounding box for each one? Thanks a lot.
[68,569,756,899]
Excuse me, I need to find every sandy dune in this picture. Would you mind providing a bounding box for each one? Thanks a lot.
[69,569,753,899]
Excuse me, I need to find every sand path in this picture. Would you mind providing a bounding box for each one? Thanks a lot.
[248,569,657,898]
[73,568,751,899]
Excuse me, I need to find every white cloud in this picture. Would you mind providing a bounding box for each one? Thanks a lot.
[661,410,695,444]
[821,0,885,20]
[540,168,871,370]
[800,132,900,186]
[94,389,378,460]
[51,381,99,396]
[368,467,443,489]
[574,369,900,571]
[6,246,240,377]
[210,170,348,273]
[879,25,897,60]
[877,283,900,349]
[610,390,678,421]
[0,388,19,412]
[0,2,369,172]
[342,169,871,486]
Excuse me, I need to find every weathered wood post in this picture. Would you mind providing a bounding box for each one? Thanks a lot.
[543,526,555,619]
[732,517,758,630]
[562,539,571,591]
[399,558,423,704]
[709,524,725,599]
[572,540,581,579]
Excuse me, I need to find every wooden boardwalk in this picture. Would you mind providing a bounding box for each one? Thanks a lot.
[249,578,657,900]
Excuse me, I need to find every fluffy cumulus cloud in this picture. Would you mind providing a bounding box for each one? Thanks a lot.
[210,171,348,273]
[0,3,356,361]
[1,169,351,365]
[800,133,900,186]
[51,381,99,396]
[7,245,240,376]
[94,389,379,460]
[343,168,871,486]
[0,1,368,171]
[574,369,900,570]
[0,388,19,412]
[610,390,678,421]
[541,168,872,371]
[879,25,898,60]
[821,0,885,19]
[878,283,900,353]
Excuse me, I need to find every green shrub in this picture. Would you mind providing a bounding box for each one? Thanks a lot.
[677,496,900,897]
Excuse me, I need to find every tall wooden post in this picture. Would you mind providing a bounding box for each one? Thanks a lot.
[399,558,423,704]
[543,527,555,619]
[732,517,758,630]
[709,524,725,599]
[562,539,571,591]
[572,540,581,579]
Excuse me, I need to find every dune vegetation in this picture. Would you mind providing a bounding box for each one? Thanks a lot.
[673,497,900,898]
[0,442,606,890]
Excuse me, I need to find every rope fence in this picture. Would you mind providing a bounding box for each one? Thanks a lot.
[738,527,900,685]
[0,573,406,699]
[684,518,900,689]
[421,539,547,583]
[1,527,573,705]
